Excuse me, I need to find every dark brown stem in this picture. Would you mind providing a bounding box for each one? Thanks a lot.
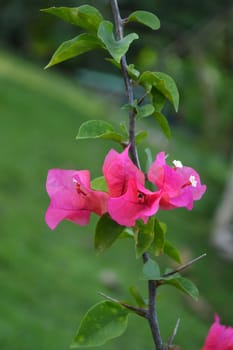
[110,0,140,168]
[147,281,163,350]
[143,253,164,350]
[110,2,163,349]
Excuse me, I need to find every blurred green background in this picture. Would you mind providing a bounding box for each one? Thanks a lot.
[0,1,233,349]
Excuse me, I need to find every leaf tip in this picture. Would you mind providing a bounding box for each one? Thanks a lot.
[44,60,54,70]
[174,103,179,113]
[94,247,102,256]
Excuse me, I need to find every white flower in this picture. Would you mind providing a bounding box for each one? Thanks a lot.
[172,160,183,168]
[189,175,197,187]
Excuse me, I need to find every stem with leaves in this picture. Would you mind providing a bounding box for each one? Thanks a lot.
[143,252,164,350]
[110,0,139,168]
[110,1,163,349]
[43,2,207,349]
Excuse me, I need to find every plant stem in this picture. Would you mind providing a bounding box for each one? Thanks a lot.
[110,0,140,168]
[143,253,164,350]
[110,1,163,349]
[148,281,163,350]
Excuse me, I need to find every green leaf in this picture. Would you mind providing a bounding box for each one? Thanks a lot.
[106,60,140,80]
[105,58,121,70]
[119,227,134,239]
[129,286,147,308]
[139,71,179,112]
[71,301,129,348]
[136,104,155,119]
[128,10,160,30]
[151,88,166,112]
[91,176,108,192]
[153,112,171,139]
[45,34,103,68]
[138,71,155,91]
[164,240,182,264]
[127,64,140,79]
[76,120,123,142]
[98,21,138,63]
[41,5,103,33]
[135,217,155,258]
[135,130,148,144]
[121,103,135,111]
[95,214,125,255]
[142,258,161,280]
[153,72,179,112]
[161,276,199,300]
[151,219,167,256]
[119,122,129,138]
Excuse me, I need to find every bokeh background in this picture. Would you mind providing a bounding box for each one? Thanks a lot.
[0,1,233,349]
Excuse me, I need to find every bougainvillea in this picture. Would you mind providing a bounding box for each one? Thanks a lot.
[42,1,231,350]
[201,315,233,350]
[45,169,108,229]
[45,149,206,228]
[148,152,206,210]
[103,146,161,226]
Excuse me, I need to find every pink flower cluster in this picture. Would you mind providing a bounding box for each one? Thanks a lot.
[45,147,206,229]
[202,315,233,350]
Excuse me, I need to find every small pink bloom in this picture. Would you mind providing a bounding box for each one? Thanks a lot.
[103,147,161,226]
[103,146,144,197]
[45,169,108,229]
[202,315,233,350]
[148,152,206,210]
[108,177,161,226]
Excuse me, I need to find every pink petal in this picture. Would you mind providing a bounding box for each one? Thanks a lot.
[46,169,90,197]
[45,205,90,229]
[45,168,108,230]
[202,315,233,350]
[162,165,184,194]
[167,187,194,210]
[103,146,145,197]
[85,190,109,216]
[148,153,206,211]
[176,166,207,200]
[108,177,161,226]
[148,152,166,188]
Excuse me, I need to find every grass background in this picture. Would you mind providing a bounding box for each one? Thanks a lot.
[0,50,232,350]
